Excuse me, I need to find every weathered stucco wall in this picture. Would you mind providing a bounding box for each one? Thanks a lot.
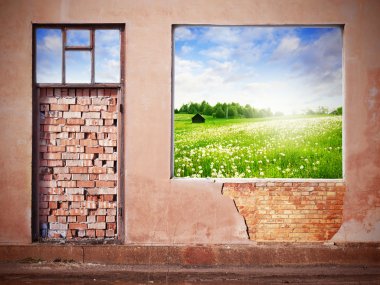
[0,0,379,244]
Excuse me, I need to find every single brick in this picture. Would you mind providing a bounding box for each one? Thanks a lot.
[53,167,69,174]
[106,215,115,223]
[80,153,95,160]
[65,160,84,167]
[66,146,85,153]
[96,181,116,187]
[107,223,116,230]
[58,139,80,146]
[65,188,84,195]
[40,180,57,187]
[63,112,82,119]
[77,97,92,105]
[69,209,88,216]
[43,125,62,132]
[58,216,67,223]
[80,139,98,147]
[57,181,76,187]
[45,111,63,118]
[101,111,116,119]
[99,174,117,181]
[87,216,96,223]
[86,147,104,154]
[107,209,117,216]
[58,97,76,104]
[97,215,106,222]
[40,97,58,104]
[72,174,89,180]
[88,167,107,174]
[85,119,103,126]
[87,188,117,195]
[69,166,88,174]
[96,230,105,237]
[98,153,117,161]
[82,112,101,119]
[49,223,68,230]
[104,147,114,153]
[70,104,89,112]
[88,222,106,230]
[106,229,115,237]
[77,215,87,223]
[62,125,80,133]
[47,146,66,152]
[68,216,76,223]
[69,223,87,230]
[87,230,96,238]
[50,104,69,111]
[89,105,107,112]
[98,140,117,147]
[82,201,97,209]
[77,180,95,187]
[101,194,115,202]
[100,126,117,133]
[98,201,116,209]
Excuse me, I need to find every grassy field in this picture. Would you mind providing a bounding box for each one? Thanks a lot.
[174,114,342,178]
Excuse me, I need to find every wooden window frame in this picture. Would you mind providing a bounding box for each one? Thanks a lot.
[34,24,125,88]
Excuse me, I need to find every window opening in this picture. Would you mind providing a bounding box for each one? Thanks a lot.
[173,26,343,179]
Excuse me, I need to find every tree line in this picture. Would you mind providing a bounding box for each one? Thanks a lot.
[175,101,342,119]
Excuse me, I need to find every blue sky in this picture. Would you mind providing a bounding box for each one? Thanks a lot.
[36,28,120,83]
[174,26,342,114]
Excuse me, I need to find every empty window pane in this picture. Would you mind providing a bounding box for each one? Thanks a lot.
[65,51,91,83]
[66,29,90,46]
[36,29,62,83]
[95,30,120,83]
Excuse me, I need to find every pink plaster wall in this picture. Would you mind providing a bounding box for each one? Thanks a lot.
[0,0,379,244]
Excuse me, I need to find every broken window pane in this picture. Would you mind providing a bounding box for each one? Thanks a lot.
[65,51,91,83]
[95,29,121,83]
[66,29,90,47]
[36,28,62,83]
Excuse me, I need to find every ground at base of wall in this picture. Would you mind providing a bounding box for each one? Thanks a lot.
[0,262,379,284]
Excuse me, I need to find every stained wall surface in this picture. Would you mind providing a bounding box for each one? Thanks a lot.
[0,0,379,244]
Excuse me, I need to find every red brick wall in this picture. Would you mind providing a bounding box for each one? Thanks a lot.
[223,182,345,242]
[38,88,119,239]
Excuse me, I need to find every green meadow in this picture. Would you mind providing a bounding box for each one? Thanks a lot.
[174,114,342,179]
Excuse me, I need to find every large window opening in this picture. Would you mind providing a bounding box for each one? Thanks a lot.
[173,26,343,179]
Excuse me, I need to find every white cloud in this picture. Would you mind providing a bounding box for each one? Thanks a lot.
[202,27,241,44]
[272,36,300,59]
[180,45,193,54]
[200,46,232,60]
[38,34,61,54]
[175,27,196,41]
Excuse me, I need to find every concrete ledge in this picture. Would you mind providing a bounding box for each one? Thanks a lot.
[0,243,379,266]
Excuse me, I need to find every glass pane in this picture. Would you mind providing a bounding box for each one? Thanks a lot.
[95,29,120,83]
[65,51,91,83]
[36,28,62,83]
[66,29,90,46]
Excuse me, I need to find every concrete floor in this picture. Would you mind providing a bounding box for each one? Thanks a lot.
[0,262,379,284]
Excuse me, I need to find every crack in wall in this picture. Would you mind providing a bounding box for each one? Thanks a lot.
[221,183,251,240]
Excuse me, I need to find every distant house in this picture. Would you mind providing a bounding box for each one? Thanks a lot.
[191,113,205,123]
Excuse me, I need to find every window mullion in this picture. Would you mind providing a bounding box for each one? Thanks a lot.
[62,28,66,84]
[91,29,95,84]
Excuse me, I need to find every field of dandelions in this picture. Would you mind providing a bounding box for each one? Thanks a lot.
[174,114,342,178]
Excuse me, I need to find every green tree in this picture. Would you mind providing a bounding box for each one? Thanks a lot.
[215,107,225,118]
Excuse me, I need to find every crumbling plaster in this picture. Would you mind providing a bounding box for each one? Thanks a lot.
[0,0,379,244]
